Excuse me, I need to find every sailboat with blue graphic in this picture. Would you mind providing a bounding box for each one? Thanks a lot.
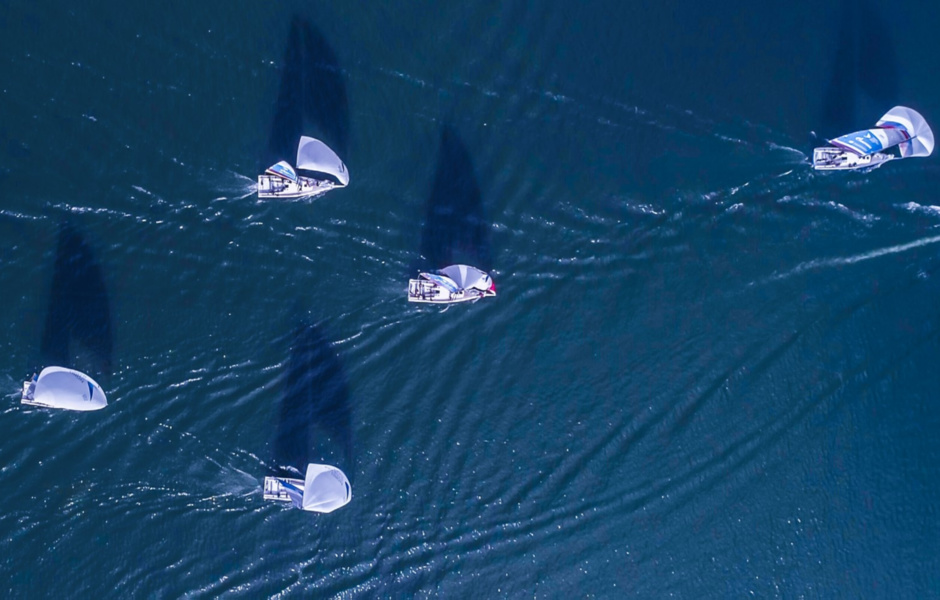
[21,366,107,411]
[258,136,349,199]
[408,264,497,304]
[813,106,934,171]
[263,463,351,513]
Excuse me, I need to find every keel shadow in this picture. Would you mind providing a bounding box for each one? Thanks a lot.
[416,124,492,273]
[272,318,353,479]
[38,222,113,380]
[265,15,349,170]
[819,0,898,138]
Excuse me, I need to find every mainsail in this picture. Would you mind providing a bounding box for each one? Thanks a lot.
[830,106,934,158]
[279,479,305,509]
[829,127,909,156]
[296,136,350,186]
[265,161,298,182]
[422,272,460,293]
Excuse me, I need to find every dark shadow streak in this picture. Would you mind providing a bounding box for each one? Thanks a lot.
[39,221,113,379]
[416,124,492,272]
[273,319,353,479]
[265,15,349,170]
[819,0,898,139]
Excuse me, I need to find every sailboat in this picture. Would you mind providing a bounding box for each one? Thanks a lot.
[21,366,107,411]
[263,463,351,513]
[408,264,496,304]
[258,136,350,199]
[813,106,934,171]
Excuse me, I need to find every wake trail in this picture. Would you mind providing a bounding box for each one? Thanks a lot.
[759,234,940,284]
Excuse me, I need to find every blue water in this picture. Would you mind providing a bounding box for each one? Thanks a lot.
[2,0,939,597]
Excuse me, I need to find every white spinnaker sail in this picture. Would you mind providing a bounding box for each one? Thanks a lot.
[440,265,492,291]
[301,463,351,513]
[877,106,935,158]
[32,366,107,411]
[295,137,349,186]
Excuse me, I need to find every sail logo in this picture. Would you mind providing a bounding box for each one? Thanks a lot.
[854,132,879,152]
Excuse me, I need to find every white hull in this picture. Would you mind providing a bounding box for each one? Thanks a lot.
[813,147,894,171]
[263,476,302,502]
[20,380,42,408]
[408,278,489,304]
[257,174,339,199]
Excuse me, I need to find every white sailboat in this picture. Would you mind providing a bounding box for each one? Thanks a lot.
[258,136,350,199]
[813,106,934,171]
[408,264,496,304]
[21,366,107,411]
[263,463,351,513]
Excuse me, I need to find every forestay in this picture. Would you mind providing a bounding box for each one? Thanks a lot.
[296,136,350,186]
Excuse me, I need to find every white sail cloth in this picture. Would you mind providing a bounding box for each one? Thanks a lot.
[298,463,351,513]
[877,106,935,158]
[296,136,350,186]
[31,366,107,411]
[440,265,494,292]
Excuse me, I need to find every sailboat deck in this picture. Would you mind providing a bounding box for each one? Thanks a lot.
[257,174,336,199]
[263,476,303,502]
[408,279,484,304]
[813,147,894,171]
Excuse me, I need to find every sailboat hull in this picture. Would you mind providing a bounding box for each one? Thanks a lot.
[257,174,339,199]
[812,147,894,171]
[407,278,492,304]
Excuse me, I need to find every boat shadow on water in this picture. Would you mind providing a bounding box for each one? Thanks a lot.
[415,124,493,273]
[38,221,113,381]
[272,318,353,480]
[265,15,349,171]
[819,0,898,140]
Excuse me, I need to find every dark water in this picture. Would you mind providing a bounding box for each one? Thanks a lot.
[2,0,940,597]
